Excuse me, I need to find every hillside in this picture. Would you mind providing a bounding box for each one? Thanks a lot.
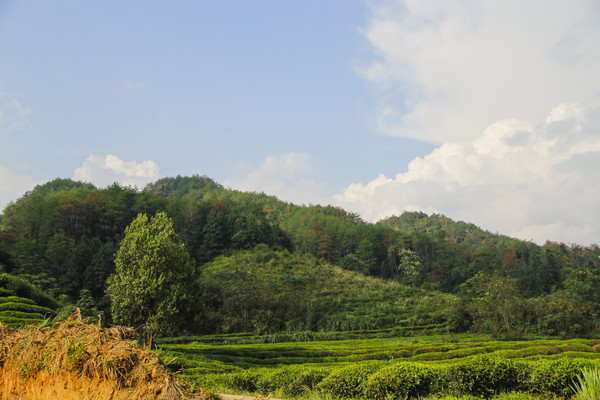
[378,212,512,247]
[1,174,599,338]
[0,274,59,328]
[200,246,454,334]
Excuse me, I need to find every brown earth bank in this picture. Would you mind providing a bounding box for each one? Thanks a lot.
[0,315,211,400]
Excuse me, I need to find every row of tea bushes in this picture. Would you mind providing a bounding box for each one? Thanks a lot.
[210,356,598,399]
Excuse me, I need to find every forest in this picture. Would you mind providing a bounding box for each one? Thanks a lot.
[0,175,599,339]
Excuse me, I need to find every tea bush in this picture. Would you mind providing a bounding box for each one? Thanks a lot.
[362,362,436,399]
[443,355,524,397]
[528,358,595,397]
[226,370,258,393]
[317,361,385,398]
[255,365,330,396]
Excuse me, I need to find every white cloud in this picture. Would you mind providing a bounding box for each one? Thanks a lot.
[0,93,31,135]
[359,0,600,143]
[74,154,160,189]
[0,165,39,211]
[334,103,600,245]
[224,153,326,205]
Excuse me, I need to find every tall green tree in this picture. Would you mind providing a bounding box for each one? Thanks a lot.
[107,212,196,346]
[399,249,426,287]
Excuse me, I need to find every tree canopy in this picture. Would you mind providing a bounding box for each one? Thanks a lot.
[107,212,197,345]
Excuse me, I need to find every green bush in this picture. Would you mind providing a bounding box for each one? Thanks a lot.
[255,365,330,396]
[362,362,436,399]
[226,370,258,393]
[317,361,384,398]
[443,355,524,397]
[529,358,594,397]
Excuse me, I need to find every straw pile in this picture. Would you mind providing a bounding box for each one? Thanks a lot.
[0,314,210,400]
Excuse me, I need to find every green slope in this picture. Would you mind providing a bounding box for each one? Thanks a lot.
[0,273,59,328]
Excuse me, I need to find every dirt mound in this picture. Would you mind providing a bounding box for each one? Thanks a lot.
[0,315,211,400]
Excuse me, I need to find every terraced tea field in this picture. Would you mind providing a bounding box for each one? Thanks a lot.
[157,333,600,399]
[0,288,57,328]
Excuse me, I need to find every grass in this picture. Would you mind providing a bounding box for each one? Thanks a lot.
[572,368,600,400]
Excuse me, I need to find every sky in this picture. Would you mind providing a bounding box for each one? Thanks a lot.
[1,0,599,245]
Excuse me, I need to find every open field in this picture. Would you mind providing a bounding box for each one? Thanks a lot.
[156,333,600,399]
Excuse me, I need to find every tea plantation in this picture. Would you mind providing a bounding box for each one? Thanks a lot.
[157,333,600,399]
[0,274,59,328]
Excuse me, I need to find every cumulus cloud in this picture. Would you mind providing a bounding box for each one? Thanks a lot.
[224,153,326,205]
[0,165,39,211]
[359,0,600,143]
[0,93,31,135]
[74,154,160,189]
[334,103,600,245]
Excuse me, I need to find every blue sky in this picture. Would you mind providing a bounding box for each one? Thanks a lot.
[1,0,599,245]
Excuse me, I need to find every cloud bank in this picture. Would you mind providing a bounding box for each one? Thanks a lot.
[335,103,600,245]
[359,0,600,144]
[74,154,160,189]
[335,0,600,245]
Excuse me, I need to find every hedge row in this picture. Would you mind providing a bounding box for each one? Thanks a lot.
[220,356,598,399]
[0,296,36,305]
[0,302,55,315]
[0,310,45,320]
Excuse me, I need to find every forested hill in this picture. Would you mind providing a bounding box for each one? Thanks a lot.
[1,175,599,337]
[378,212,512,247]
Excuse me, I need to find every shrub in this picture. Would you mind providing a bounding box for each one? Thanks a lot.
[317,362,384,398]
[529,358,594,398]
[362,362,436,399]
[226,370,258,393]
[443,355,524,397]
[572,368,600,400]
[255,365,330,396]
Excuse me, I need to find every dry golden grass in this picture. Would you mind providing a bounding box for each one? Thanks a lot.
[0,314,210,400]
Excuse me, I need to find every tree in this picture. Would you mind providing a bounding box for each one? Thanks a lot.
[465,273,527,339]
[107,212,196,346]
[399,249,426,287]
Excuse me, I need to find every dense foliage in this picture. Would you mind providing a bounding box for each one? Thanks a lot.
[1,175,599,338]
[107,212,197,345]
